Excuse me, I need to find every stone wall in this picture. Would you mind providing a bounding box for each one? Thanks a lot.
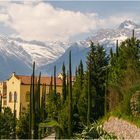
[103,117,140,139]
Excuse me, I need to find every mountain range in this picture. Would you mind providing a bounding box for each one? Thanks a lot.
[0,20,140,80]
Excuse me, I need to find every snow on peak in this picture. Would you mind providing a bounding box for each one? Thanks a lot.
[118,20,140,30]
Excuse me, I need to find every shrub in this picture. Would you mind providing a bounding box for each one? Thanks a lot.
[73,122,117,139]
[130,91,140,117]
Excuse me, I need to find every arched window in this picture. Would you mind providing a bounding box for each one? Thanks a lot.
[9,92,12,102]
[14,92,17,102]
[26,91,30,102]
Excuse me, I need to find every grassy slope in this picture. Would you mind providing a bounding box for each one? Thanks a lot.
[99,80,140,128]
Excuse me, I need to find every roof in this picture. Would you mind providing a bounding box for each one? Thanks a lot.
[15,75,63,86]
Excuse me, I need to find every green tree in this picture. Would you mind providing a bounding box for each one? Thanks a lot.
[62,62,67,102]
[54,65,57,97]
[86,42,108,120]
[16,111,29,139]
[0,107,15,139]
[68,51,72,137]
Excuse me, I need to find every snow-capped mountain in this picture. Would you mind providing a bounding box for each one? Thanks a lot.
[0,20,140,80]
[118,20,140,30]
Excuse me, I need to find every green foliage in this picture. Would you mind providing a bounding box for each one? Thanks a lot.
[62,62,67,102]
[108,37,140,112]
[68,50,72,137]
[86,42,108,120]
[73,122,117,139]
[16,111,29,139]
[46,92,61,120]
[0,107,16,139]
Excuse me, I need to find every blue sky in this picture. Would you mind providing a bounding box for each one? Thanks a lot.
[0,1,139,42]
[47,1,140,18]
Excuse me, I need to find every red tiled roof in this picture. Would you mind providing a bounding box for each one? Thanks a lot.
[15,75,63,86]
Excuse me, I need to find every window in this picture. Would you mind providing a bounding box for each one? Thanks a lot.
[9,92,12,102]
[26,91,30,102]
[14,92,17,102]
[3,100,7,106]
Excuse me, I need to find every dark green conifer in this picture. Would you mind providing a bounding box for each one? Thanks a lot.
[13,93,16,139]
[54,65,56,96]
[31,61,35,139]
[116,40,119,57]
[87,69,91,127]
[62,62,66,102]
[68,51,72,137]
[49,76,53,93]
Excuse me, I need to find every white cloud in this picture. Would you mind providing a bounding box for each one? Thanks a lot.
[0,13,9,23]
[0,1,139,41]
[3,2,101,41]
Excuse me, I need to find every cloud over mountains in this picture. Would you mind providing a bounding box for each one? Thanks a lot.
[0,1,139,41]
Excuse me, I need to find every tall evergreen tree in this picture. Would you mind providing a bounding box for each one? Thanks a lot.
[13,94,16,139]
[31,61,35,139]
[87,67,91,126]
[86,42,108,120]
[116,40,119,57]
[68,51,72,137]
[0,94,2,113]
[62,62,67,102]
[29,74,32,138]
[78,60,84,89]
[49,76,53,93]
[54,65,57,97]
[132,29,135,38]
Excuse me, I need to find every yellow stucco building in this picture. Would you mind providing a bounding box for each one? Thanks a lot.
[1,72,63,118]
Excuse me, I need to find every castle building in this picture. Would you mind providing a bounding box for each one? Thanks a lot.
[0,72,64,118]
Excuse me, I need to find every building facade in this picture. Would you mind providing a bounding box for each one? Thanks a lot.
[1,72,63,118]
[0,81,7,108]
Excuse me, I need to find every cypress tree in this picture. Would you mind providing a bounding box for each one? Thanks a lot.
[41,84,46,121]
[68,51,72,137]
[13,94,16,139]
[75,66,78,79]
[37,72,41,112]
[87,64,91,127]
[104,67,108,115]
[62,62,66,102]
[35,72,41,139]
[116,40,119,57]
[0,94,2,113]
[54,65,56,96]
[31,61,35,139]
[29,74,33,139]
[132,29,135,38]
[49,76,53,93]
[78,60,84,89]
[110,48,113,58]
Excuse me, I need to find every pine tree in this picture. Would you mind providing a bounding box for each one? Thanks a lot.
[37,72,41,112]
[41,84,46,121]
[87,62,91,126]
[62,62,67,102]
[13,94,16,139]
[78,60,84,89]
[132,29,135,38]
[31,61,35,139]
[86,42,108,120]
[116,40,119,57]
[68,51,72,137]
[29,75,32,138]
[54,65,57,97]
[0,94,2,113]
[49,76,53,93]
[75,66,78,79]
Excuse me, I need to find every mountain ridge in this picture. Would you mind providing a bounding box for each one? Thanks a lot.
[0,20,140,80]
